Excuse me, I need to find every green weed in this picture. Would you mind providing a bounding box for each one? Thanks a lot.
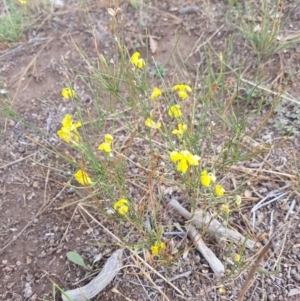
[0,0,25,42]
[226,0,300,62]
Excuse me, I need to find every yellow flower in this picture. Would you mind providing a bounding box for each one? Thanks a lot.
[172,123,187,140]
[57,114,81,143]
[170,150,200,173]
[18,0,26,4]
[200,170,216,187]
[150,241,165,256]
[130,52,145,69]
[168,104,182,118]
[74,170,92,186]
[234,254,241,263]
[172,84,192,100]
[113,199,129,215]
[98,134,113,153]
[220,203,230,216]
[150,87,162,100]
[214,184,225,196]
[145,117,161,129]
[61,87,76,100]
[235,195,242,207]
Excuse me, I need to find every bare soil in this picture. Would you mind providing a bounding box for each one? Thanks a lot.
[1,1,300,301]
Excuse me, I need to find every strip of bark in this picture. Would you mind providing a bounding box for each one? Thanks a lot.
[168,198,255,250]
[62,249,123,301]
[187,224,225,276]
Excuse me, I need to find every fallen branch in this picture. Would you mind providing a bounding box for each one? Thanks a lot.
[168,198,255,250]
[62,249,123,301]
[187,224,225,276]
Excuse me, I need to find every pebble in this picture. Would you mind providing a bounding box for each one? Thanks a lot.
[23,286,33,298]
[194,255,200,263]
[8,120,15,127]
[33,181,39,188]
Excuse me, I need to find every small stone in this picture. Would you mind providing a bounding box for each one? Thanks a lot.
[7,282,15,289]
[30,293,37,301]
[23,286,33,298]
[8,120,15,127]
[18,147,25,153]
[16,261,22,266]
[33,182,39,188]
[194,255,200,263]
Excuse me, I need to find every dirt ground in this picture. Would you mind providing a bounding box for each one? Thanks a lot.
[1,1,300,301]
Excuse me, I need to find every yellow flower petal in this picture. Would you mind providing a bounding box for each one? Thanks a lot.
[151,245,159,255]
[18,0,26,4]
[177,91,188,100]
[57,128,71,143]
[208,173,216,183]
[98,142,111,153]
[220,203,230,215]
[234,254,241,263]
[61,114,81,130]
[172,84,192,99]
[74,170,92,186]
[104,134,113,143]
[178,123,187,131]
[130,52,145,69]
[150,241,165,256]
[177,158,188,173]
[168,105,182,118]
[171,151,200,173]
[185,85,192,92]
[61,88,76,99]
[57,115,81,143]
[169,151,183,162]
[215,184,225,196]
[150,87,162,100]
[57,128,80,143]
[113,199,129,215]
[61,114,73,128]
[145,117,161,129]
[172,84,183,91]
[185,153,200,166]
[172,123,187,139]
[200,170,211,187]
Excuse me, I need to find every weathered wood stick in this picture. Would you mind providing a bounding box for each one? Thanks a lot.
[168,198,255,250]
[62,249,123,301]
[187,224,225,275]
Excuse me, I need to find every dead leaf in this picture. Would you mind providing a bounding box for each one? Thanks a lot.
[149,36,157,54]
[244,189,252,198]
[145,249,153,263]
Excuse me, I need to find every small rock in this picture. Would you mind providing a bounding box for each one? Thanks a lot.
[30,293,37,301]
[33,181,39,188]
[16,261,22,266]
[194,255,200,263]
[7,282,15,289]
[8,120,15,127]
[18,147,25,153]
[24,286,33,298]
